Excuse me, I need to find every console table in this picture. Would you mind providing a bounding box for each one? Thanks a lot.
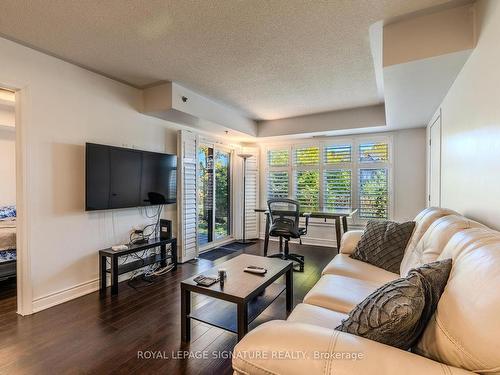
[99,237,177,295]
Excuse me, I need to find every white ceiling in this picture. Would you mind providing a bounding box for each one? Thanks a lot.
[0,0,456,120]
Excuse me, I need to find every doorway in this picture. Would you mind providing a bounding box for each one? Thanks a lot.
[0,88,17,311]
[197,144,232,249]
[429,112,442,207]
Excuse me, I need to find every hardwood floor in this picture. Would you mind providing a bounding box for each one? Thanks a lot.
[0,241,336,375]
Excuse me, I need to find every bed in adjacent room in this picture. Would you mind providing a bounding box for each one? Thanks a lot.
[0,206,16,280]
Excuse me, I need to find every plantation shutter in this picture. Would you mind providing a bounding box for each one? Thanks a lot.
[323,144,352,211]
[294,146,320,166]
[295,170,319,210]
[178,130,198,262]
[324,170,352,210]
[293,146,320,211]
[359,142,388,162]
[323,144,352,164]
[358,141,389,219]
[358,168,388,219]
[267,149,289,200]
[267,171,289,199]
[243,149,259,239]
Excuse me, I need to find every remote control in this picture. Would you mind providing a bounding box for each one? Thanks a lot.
[244,266,267,274]
[111,244,129,251]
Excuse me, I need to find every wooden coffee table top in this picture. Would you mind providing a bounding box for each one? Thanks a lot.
[181,254,293,303]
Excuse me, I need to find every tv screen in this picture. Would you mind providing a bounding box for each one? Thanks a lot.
[85,143,177,211]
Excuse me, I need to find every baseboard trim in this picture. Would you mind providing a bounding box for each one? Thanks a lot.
[32,278,99,313]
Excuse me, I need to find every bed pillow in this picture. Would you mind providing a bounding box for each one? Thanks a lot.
[0,206,16,220]
[350,220,415,273]
[335,259,452,350]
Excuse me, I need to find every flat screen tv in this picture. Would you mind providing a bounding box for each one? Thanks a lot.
[85,143,177,211]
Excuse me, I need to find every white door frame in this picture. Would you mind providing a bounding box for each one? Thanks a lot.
[0,78,33,315]
[197,142,234,253]
[427,108,442,208]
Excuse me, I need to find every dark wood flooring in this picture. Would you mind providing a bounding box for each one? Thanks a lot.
[0,241,336,375]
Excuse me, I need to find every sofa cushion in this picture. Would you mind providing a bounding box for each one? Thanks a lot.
[338,230,364,254]
[303,274,383,313]
[335,259,452,350]
[287,303,348,329]
[322,253,399,284]
[416,229,500,373]
[399,215,485,276]
[404,207,458,258]
[351,220,415,273]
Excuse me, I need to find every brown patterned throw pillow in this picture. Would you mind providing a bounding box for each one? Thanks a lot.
[335,259,452,350]
[350,220,415,273]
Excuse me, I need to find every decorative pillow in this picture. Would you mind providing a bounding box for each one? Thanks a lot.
[409,258,452,345]
[0,205,16,220]
[335,259,452,350]
[350,220,415,273]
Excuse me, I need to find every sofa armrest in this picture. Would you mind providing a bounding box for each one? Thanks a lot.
[232,321,472,375]
[339,230,363,254]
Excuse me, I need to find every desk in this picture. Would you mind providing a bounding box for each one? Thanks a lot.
[255,208,357,251]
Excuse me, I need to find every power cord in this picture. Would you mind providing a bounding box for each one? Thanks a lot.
[129,204,164,245]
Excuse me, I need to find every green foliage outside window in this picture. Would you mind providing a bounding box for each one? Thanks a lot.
[296,170,319,210]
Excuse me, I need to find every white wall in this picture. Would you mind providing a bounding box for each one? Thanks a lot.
[257,104,386,138]
[0,126,16,206]
[0,36,184,312]
[259,128,427,247]
[430,0,500,230]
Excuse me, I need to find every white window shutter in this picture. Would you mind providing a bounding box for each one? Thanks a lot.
[177,130,198,262]
[244,149,259,239]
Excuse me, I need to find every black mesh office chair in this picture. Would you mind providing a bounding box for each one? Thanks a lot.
[267,198,308,272]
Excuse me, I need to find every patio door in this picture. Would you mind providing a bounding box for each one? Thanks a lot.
[198,143,231,247]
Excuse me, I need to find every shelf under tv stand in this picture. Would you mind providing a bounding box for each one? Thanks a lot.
[99,237,177,295]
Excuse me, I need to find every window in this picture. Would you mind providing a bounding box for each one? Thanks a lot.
[268,149,288,167]
[359,142,388,162]
[292,146,320,210]
[295,170,319,210]
[266,137,391,220]
[359,168,388,219]
[324,144,351,164]
[294,146,320,166]
[323,144,352,211]
[267,149,289,200]
[268,171,289,199]
[358,141,390,219]
[324,169,351,210]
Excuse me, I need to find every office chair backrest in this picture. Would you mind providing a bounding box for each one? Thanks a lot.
[267,198,300,230]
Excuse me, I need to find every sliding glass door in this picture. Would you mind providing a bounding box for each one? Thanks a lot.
[198,144,231,246]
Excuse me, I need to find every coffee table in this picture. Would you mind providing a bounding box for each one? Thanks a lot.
[180,254,293,342]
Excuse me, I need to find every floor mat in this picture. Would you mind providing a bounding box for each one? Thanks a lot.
[198,246,241,261]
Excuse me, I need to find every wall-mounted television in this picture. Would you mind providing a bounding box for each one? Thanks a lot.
[85,143,177,211]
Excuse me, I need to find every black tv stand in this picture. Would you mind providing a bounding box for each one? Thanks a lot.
[99,237,177,295]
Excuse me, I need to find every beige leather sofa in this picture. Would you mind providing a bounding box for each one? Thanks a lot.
[233,208,500,375]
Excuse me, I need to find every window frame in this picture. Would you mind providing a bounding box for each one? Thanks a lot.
[292,143,321,210]
[264,134,393,223]
[266,147,292,201]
